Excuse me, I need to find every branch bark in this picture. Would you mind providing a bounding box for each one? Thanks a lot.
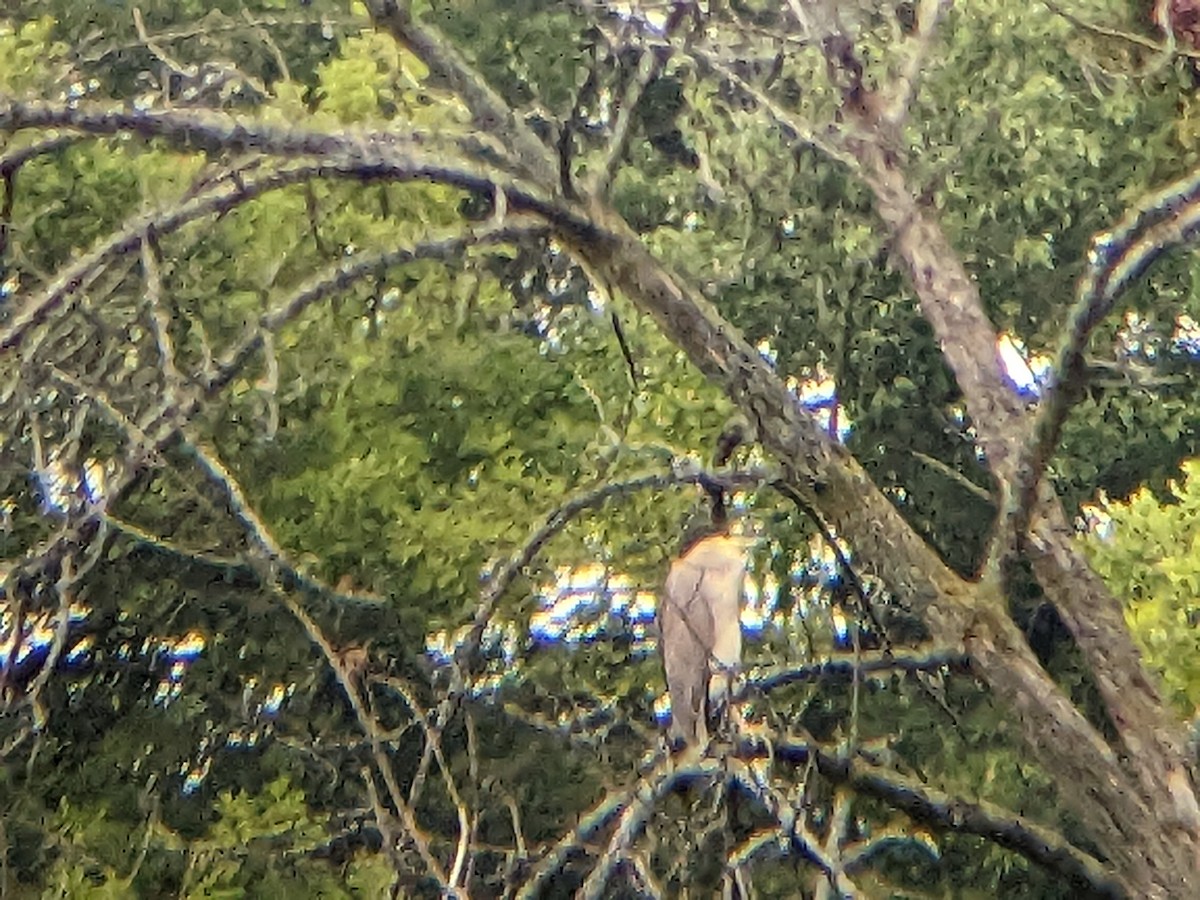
[355,9,1196,890]
[844,92,1200,895]
[4,9,1197,891]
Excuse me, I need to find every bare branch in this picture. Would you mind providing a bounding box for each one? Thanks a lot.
[0,98,485,163]
[133,6,195,83]
[178,438,455,890]
[211,222,549,395]
[590,5,855,169]
[591,46,663,198]
[724,758,841,887]
[379,678,473,891]
[761,738,1123,898]
[1,161,326,353]
[748,650,969,695]
[1012,166,1200,544]
[140,235,181,391]
[520,752,722,899]
[363,0,558,186]
[20,519,110,722]
[242,9,292,83]
[180,440,386,606]
[909,449,993,502]
[879,0,951,124]
[78,10,362,66]
[0,135,76,177]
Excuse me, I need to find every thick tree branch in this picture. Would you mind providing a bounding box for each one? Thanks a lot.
[651,16,1200,883]
[553,204,1159,883]
[0,99,585,249]
[762,738,1123,898]
[854,140,1197,897]
[881,0,952,128]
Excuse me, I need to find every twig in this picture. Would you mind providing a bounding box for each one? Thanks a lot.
[243,9,292,83]
[0,97,592,340]
[0,160,329,352]
[521,751,720,898]
[211,222,548,396]
[140,233,181,391]
[587,1,856,170]
[133,6,196,81]
[724,757,839,886]
[881,0,952,127]
[379,677,473,891]
[21,519,110,722]
[286,595,453,892]
[591,45,663,198]
[909,450,992,502]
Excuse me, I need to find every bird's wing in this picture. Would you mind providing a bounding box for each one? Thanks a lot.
[660,535,754,745]
[661,556,716,745]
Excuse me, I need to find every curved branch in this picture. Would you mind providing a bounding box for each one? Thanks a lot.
[460,466,775,669]
[363,0,558,186]
[0,109,583,355]
[1013,166,1200,541]
[1,160,326,353]
[211,221,551,394]
[763,738,1124,899]
[747,650,969,695]
[518,751,722,898]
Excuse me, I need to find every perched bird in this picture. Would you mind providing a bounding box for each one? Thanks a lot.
[660,418,756,747]
[660,531,755,747]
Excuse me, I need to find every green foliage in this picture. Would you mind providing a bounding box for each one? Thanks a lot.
[1085,459,1200,712]
[2,0,1199,896]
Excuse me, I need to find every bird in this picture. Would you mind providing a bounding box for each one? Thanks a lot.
[660,530,755,747]
[660,417,756,747]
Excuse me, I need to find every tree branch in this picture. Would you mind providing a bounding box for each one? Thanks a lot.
[211,222,549,395]
[519,751,721,898]
[1013,166,1200,542]
[591,44,662,198]
[362,0,559,187]
[747,650,969,695]
[762,738,1124,898]
[179,437,457,891]
[1,160,326,352]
